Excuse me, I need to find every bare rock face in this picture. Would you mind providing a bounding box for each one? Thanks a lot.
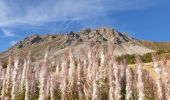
[93,28,136,43]
[12,34,64,49]
[0,27,155,61]
[65,27,136,45]
[26,34,42,44]
[12,28,137,50]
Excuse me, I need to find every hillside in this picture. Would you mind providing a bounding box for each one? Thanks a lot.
[140,40,170,52]
[0,28,155,62]
[0,27,169,100]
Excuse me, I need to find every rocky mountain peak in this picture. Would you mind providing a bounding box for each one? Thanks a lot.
[76,27,135,44]
[0,27,155,61]
[10,27,137,51]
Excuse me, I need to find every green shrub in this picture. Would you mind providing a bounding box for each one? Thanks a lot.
[142,53,152,63]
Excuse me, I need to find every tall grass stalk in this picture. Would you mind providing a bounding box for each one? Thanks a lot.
[137,63,144,100]
[61,59,68,100]
[1,71,6,100]
[161,59,170,99]
[50,73,56,100]
[20,59,27,91]
[92,51,100,100]
[25,53,31,100]
[153,61,163,99]
[38,50,49,100]
[126,68,133,100]
[68,49,76,89]
[113,62,121,99]
[25,68,30,100]
[77,60,85,100]
[6,54,13,94]
[109,61,115,100]
[11,58,19,100]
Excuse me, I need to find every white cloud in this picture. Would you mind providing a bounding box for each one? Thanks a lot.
[10,40,18,46]
[1,28,15,37]
[0,0,166,27]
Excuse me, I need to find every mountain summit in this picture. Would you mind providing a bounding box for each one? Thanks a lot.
[0,27,155,61]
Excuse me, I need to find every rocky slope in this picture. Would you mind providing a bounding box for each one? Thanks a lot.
[0,27,155,61]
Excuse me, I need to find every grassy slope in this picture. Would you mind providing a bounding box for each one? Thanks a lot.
[140,40,170,52]
[129,60,170,80]
[140,41,170,60]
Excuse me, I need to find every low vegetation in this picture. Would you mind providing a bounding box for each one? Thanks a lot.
[0,44,169,100]
[116,49,170,64]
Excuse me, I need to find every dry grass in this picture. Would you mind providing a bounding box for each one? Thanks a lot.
[129,60,170,80]
[0,43,170,100]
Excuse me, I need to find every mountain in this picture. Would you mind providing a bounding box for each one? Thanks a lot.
[0,27,155,61]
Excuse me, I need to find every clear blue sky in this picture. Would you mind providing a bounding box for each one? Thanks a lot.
[0,0,170,52]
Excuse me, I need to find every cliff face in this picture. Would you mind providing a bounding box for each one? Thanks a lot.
[0,27,155,61]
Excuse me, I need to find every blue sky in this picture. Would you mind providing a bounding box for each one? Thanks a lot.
[0,0,170,52]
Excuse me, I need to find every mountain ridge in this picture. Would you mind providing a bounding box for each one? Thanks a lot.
[0,27,155,61]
